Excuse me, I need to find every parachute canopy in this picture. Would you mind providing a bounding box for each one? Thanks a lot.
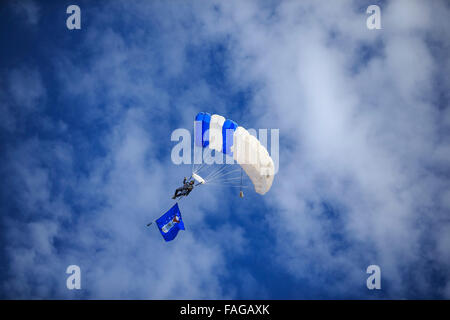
[194,112,275,195]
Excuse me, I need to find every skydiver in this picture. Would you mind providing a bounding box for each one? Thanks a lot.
[172,177,195,199]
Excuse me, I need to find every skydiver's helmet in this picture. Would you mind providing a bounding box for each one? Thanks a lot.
[190,181,194,185]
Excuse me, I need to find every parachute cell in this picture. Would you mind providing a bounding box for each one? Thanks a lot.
[195,112,211,148]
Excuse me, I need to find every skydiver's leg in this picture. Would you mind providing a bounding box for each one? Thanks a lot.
[173,187,183,198]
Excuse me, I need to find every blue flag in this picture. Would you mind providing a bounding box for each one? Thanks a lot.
[156,203,185,241]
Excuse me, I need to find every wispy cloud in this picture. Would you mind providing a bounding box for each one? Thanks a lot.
[9,0,41,25]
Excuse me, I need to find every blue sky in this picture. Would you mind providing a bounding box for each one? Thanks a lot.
[1,0,450,299]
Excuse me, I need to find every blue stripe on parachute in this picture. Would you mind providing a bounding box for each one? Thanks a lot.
[195,112,238,154]
[195,112,211,148]
[222,119,238,155]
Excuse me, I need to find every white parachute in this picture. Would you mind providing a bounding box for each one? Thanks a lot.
[192,112,275,195]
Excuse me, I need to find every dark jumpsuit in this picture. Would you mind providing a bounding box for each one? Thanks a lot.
[173,178,194,198]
